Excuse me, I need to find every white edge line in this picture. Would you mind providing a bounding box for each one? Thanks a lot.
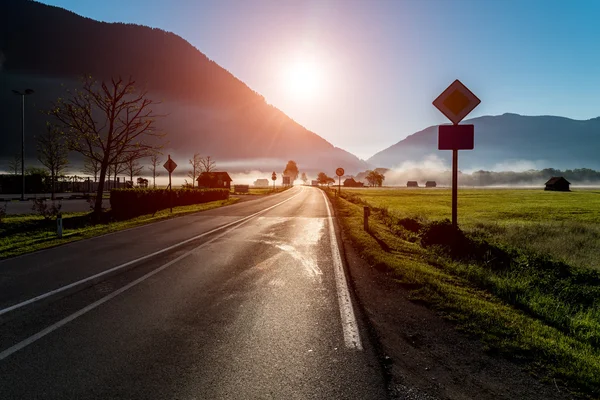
[0,187,305,317]
[320,189,363,351]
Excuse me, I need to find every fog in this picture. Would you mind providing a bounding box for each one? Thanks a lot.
[381,155,600,187]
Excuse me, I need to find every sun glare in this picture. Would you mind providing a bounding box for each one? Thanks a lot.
[283,60,321,100]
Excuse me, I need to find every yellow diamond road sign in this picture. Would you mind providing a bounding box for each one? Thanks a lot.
[163,157,177,173]
[433,80,481,125]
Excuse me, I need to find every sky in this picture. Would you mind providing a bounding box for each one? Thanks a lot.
[39,0,600,160]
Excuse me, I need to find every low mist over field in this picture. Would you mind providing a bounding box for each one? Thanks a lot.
[376,155,600,187]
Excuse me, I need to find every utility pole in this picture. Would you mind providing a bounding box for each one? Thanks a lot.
[12,89,34,201]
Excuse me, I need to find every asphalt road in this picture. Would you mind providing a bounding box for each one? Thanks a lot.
[0,186,387,399]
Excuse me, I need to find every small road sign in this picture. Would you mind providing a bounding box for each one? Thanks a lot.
[163,156,177,173]
[433,79,480,125]
[271,172,277,181]
[163,155,177,212]
[433,80,481,227]
[438,124,474,150]
[336,168,345,177]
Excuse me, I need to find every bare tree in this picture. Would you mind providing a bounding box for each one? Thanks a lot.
[6,154,21,175]
[82,157,101,182]
[199,155,216,173]
[36,124,69,199]
[49,76,165,216]
[301,172,308,185]
[110,157,127,189]
[124,156,144,184]
[148,153,162,188]
[188,153,202,188]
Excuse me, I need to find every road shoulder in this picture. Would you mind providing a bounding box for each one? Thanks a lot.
[332,197,570,400]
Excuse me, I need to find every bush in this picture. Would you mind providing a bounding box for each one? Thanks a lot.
[110,188,229,220]
[31,198,62,220]
[0,202,6,224]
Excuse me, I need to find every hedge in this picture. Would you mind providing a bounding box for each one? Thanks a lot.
[110,188,230,219]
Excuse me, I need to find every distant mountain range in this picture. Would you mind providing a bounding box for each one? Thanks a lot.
[368,113,600,171]
[0,0,367,174]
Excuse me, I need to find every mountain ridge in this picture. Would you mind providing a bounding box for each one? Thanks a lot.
[0,0,368,174]
[367,112,600,171]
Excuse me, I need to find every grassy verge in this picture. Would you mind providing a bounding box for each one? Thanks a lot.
[231,187,290,195]
[0,198,240,260]
[329,189,600,398]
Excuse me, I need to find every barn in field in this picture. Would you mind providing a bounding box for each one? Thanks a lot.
[197,172,232,189]
[425,181,437,188]
[343,177,364,187]
[544,177,570,192]
[407,181,419,188]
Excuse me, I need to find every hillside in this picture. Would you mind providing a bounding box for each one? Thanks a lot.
[368,113,600,171]
[0,0,367,174]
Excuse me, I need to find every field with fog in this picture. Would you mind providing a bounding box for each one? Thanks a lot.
[345,187,600,270]
[333,187,600,396]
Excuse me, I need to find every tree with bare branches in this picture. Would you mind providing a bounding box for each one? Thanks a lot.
[188,153,202,188]
[148,153,162,188]
[124,156,144,184]
[6,154,21,175]
[36,123,69,199]
[49,76,165,215]
[82,157,101,182]
[199,155,216,173]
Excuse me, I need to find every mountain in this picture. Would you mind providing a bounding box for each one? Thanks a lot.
[0,0,367,174]
[368,113,600,171]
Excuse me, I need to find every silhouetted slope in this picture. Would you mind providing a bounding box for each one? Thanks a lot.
[0,0,367,173]
[368,113,600,170]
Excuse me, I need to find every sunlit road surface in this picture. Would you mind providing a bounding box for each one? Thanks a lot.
[0,186,386,399]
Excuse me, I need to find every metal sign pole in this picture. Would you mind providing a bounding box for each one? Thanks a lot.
[452,149,458,227]
[169,170,172,213]
[338,176,341,196]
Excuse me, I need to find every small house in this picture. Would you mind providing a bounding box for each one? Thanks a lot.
[253,179,270,188]
[311,180,319,186]
[407,181,419,188]
[197,171,232,189]
[343,177,364,187]
[544,177,570,192]
[425,181,437,188]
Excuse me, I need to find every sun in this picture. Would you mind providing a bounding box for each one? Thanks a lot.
[283,60,321,100]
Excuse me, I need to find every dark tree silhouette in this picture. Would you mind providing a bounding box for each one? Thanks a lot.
[148,153,162,188]
[36,123,69,199]
[49,76,165,216]
[283,160,299,182]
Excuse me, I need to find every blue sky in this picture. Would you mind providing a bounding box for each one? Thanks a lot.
[39,0,600,159]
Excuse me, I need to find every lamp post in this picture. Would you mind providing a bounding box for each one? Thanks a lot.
[12,89,34,201]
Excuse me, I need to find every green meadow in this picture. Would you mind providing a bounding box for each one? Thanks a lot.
[345,188,600,270]
[332,187,600,398]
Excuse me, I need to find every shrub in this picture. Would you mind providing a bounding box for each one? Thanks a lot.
[110,188,229,220]
[0,202,6,224]
[31,198,62,220]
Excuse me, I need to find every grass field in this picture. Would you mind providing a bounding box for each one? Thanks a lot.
[331,187,600,398]
[0,198,239,260]
[345,188,600,271]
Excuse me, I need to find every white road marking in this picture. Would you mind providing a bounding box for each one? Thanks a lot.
[0,191,298,361]
[319,189,363,350]
[0,187,305,317]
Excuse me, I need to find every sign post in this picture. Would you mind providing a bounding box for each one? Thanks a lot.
[163,155,178,213]
[271,172,277,191]
[433,79,480,226]
[336,167,344,196]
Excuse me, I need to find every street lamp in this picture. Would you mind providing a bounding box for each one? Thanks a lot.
[12,88,34,201]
